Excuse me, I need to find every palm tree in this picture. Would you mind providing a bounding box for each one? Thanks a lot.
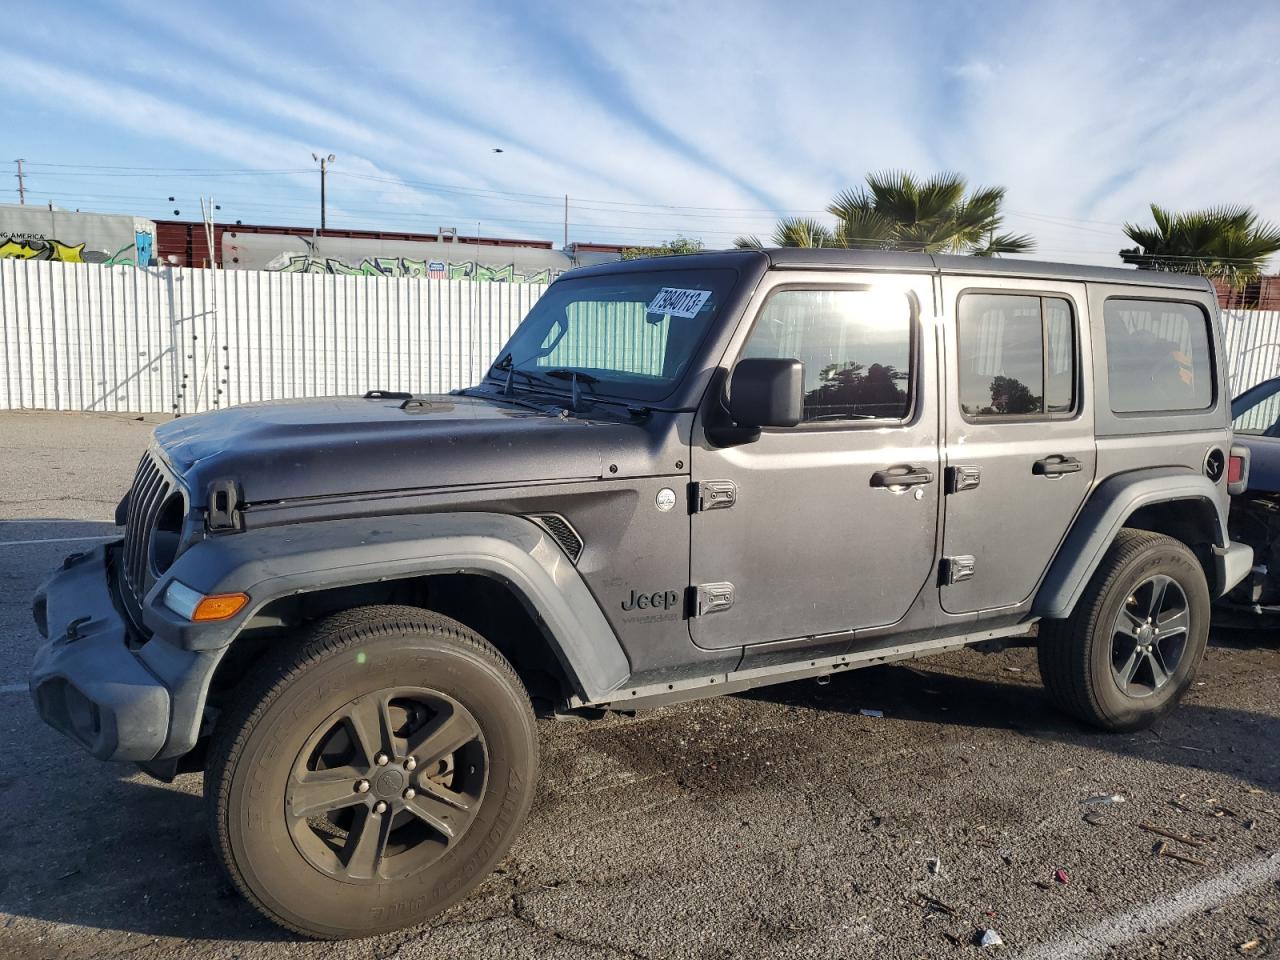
[1120,204,1280,289]
[735,171,1034,256]
[734,217,836,250]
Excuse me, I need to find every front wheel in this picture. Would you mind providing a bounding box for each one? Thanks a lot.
[205,606,538,939]
[1038,530,1211,732]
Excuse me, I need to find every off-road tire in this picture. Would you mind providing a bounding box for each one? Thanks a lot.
[1037,530,1211,732]
[205,605,538,939]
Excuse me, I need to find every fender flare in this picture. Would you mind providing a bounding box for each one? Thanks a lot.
[1032,468,1230,620]
[142,512,631,756]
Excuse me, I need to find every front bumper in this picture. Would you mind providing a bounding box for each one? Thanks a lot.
[30,543,215,763]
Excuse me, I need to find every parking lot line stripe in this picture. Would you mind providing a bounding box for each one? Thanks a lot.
[0,518,113,523]
[0,684,28,695]
[0,535,119,547]
[1012,852,1280,960]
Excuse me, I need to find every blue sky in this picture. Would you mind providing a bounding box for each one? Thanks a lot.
[5,0,1279,265]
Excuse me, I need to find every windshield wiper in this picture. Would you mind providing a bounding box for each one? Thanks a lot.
[491,352,554,395]
[542,369,600,384]
[542,369,598,412]
[455,385,558,415]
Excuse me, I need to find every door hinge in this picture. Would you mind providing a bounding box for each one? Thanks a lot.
[946,465,981,493]
[692,581,735,616]
[941,555,976,585]
[691,480,737,512]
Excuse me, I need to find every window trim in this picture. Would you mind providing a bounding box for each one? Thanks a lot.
[955,288,1083,425]
[1102,295,1217,417]
[731,282,921,432]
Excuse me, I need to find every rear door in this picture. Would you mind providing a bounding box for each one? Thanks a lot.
[939,277,1096,613]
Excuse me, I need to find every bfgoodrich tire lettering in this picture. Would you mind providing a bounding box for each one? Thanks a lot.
[1037,530,1210,732]
[205,605,538,939]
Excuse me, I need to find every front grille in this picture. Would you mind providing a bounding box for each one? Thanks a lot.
[122,451,174,603]
[528,514,584,563]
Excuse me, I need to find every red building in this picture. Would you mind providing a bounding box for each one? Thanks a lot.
[154,220,552,268]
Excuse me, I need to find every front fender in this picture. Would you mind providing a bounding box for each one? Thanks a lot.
[144,511,631,707]
[1032,468,1236,620]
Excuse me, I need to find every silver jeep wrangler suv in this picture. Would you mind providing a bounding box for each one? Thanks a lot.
[31,249,1252,938]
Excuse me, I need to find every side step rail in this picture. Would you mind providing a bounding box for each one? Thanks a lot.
[584,623,1033,712]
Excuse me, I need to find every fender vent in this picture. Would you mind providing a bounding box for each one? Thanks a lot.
[528,514,584,563]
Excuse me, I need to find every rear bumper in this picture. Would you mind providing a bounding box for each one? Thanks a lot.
[29,543,215,763]
[1216,540,1255,598]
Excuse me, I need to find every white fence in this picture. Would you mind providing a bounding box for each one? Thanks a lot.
[1222,309,1280,396]
[1,259,1279,414]
[0,260,545,414]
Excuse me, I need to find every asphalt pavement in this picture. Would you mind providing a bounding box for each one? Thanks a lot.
[1,410,1277,960]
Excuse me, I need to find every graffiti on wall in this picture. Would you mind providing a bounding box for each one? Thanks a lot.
[0,233,154,266]
[133,230,154,266]
[270,254,560,283]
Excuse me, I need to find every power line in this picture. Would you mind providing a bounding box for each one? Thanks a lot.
[24,191,1151,260]
[20,169,315,179]
[26,168,1268,264]
[22,162,312,172]
[17,159,1141,228]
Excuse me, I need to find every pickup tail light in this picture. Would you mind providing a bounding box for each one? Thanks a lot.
[1228,445,1251,496]
[1228,455,1244,485]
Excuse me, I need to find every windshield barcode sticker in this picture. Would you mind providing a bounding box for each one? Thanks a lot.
[647,287,712,319]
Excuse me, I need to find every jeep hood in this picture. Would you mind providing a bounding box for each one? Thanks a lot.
[153,393,647,505]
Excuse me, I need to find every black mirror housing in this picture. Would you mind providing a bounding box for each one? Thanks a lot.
[729,358,804,428]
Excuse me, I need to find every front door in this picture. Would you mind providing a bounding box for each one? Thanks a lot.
[689,271,940,650]
[939,277,1097,613]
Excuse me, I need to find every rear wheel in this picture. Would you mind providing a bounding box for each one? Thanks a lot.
[205,605,538,939]
[1038,530,1210,731]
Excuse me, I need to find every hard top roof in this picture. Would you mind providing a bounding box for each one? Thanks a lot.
[564,247,1213,292]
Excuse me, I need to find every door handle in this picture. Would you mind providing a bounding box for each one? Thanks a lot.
[1033,455,1082,477]
[871,465,935,489]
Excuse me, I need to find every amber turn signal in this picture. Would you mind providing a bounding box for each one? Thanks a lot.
[191,592,250,621]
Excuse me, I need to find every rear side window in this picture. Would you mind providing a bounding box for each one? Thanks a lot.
[1104,299,1214,413]
[957,293,1077,418]
[740,287,913,423]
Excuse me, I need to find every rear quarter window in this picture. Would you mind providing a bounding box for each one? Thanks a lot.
[1103,299,1214,413]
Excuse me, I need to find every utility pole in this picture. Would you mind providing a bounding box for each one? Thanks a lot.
[312,153,335,229]
[563,194,569,249]
[199,196,217,267]
[14,159,25,204]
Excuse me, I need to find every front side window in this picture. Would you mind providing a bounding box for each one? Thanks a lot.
[493,268,738,401]
[740,288,913,423]
[1104,299,1214,413]
[957,293,1078,418]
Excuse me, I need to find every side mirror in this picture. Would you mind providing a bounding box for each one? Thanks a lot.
[729,358,804,428]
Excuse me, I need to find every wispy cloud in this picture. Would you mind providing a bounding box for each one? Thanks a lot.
[4,0,1278,262]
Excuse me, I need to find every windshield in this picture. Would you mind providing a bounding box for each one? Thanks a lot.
[1233,378,1280,437]
[489,268,738,402]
